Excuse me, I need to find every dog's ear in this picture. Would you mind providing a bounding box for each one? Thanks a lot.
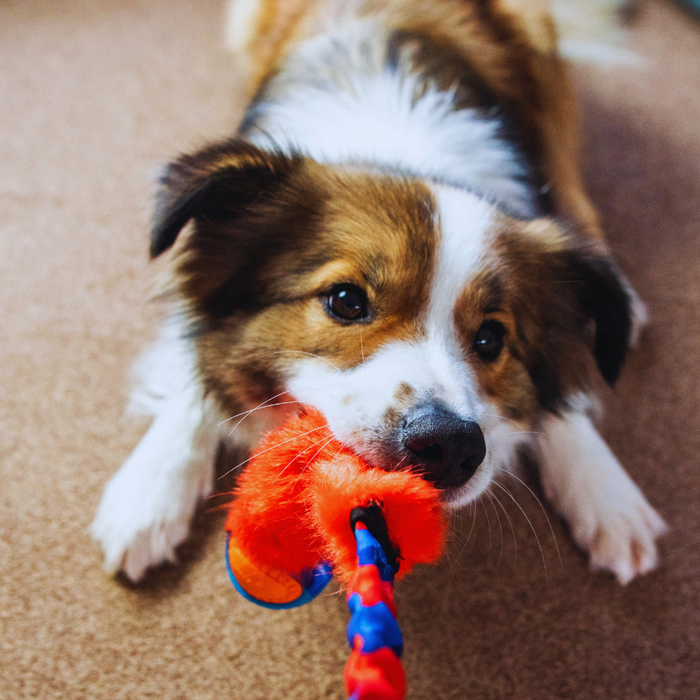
[561,246,632,387]
[151,139,324,320]
[509,220,633,411]
[151,139,299,258]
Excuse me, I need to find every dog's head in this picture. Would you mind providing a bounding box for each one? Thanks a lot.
[153,139,632,507]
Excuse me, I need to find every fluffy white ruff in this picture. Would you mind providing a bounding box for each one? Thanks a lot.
[538,408,667,584]
[92,322,223,582]
[249,19,539,218]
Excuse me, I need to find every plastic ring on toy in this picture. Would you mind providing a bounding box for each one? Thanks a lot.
[225,533,333,610]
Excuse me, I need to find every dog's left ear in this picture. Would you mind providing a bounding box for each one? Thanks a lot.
[513,219,633,402]
[558,244,633,386]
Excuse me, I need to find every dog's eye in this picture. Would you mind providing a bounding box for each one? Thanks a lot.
[473,321,506,362]
[326,284,369,322]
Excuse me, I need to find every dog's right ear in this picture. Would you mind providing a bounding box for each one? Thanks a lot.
[151,139,299,258]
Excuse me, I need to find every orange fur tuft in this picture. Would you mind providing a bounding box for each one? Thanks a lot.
[225,408,447,584]
[309,452,447,582]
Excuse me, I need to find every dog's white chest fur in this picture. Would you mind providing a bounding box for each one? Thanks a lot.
[246,19,541,219]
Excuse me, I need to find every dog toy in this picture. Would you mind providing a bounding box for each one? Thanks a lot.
[224,408,447,700]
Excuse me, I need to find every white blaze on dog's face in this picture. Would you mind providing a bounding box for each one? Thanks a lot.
[287,186,505,507]
[152,140,632,508]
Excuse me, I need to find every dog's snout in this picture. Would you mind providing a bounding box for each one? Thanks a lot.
[401,403,486,488]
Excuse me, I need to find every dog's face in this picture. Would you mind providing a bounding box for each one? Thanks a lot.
[153,139,631,507]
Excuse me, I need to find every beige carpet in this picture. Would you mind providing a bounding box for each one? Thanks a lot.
[2,0,700,698]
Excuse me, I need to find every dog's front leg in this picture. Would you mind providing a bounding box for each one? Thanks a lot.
[91,380,221,582]
[537,406,667,584]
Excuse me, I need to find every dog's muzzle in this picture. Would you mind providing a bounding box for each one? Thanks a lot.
[401,401,486,488]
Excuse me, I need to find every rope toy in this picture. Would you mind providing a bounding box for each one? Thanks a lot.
[225,408,447,699]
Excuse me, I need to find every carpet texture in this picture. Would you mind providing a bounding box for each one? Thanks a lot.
[2,1,699,698]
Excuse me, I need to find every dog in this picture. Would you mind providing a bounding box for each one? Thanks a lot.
[92,0,666,586]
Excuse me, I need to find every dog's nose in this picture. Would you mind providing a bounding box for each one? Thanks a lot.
[401,402,486,488]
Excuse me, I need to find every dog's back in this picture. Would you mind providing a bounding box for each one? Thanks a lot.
[227,0,605,236]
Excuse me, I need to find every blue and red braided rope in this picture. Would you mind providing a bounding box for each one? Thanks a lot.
[344,521,405,700]
[226,507,406,700]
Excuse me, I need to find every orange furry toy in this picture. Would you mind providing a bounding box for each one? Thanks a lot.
[225,407,447,606]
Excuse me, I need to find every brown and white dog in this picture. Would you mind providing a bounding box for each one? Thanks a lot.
[92,0,665,585]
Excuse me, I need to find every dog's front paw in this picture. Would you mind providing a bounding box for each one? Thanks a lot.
[92,390,219,582]
[539,411,667,585]
[563,483,667,585]
[91,467,195,582]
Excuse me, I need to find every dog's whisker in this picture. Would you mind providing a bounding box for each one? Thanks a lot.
[467,502,478,545]
[248,349,344,373]
[442,511,460,572]
[221,401,297,425]
[222,384,346,430]
[218,391,293,426]
[490,489,517,565]
[290,435,340,491]
[391,453,411,471]
[274,434,338,486]
[217,425,327,480]
[225,400,304,439]
[493,480,549,589]
[313,436,355,493]
[485,491,505,569]
[482,413,531,433]
[503,471,563,568]
[226,401,306,437]
[222,384,347,441]
[455,502,478,561]
[480,497,493,553]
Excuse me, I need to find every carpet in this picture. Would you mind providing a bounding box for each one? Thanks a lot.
[2,0,699,698]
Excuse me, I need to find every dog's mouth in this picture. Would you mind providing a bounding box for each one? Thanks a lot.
[405,447,485,490]
[343,422,489,506]
[438,482,474,506]
[356,447,488,508]
[439,484,463,500]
